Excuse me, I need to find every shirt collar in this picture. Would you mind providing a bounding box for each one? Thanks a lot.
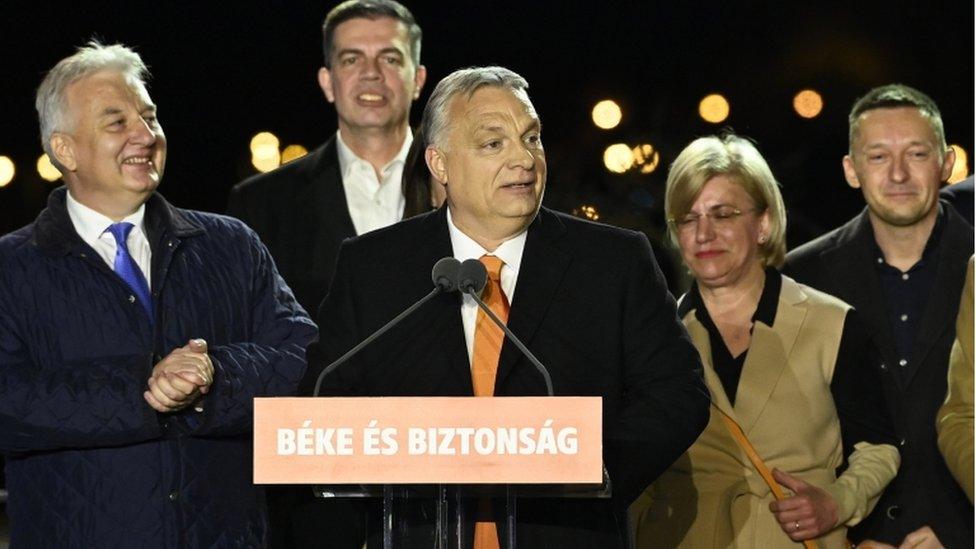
[446,207,527,274]
[335,128,413,180]
[682,267,781,328]
[869,202,946,272]
[65,190,146,242]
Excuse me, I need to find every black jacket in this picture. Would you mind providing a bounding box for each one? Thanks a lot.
[783,203,974,547]
[306,206,710,547]
[228,136,355,317]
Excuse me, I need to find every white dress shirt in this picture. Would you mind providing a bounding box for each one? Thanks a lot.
[447,208,527,365]
[335,130,410,236]
[66,191,153,289]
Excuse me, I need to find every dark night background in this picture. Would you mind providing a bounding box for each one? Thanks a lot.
[0,0,973,290]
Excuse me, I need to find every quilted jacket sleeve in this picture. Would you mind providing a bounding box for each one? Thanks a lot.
[185,228,317,437]
[0,302,162,455]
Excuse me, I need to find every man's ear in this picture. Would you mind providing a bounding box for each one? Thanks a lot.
[842,155,861,189]
[317,67,336,104]
[50,133,77,172]
[425,145,447,184]
[412,65,427,100]
[940,147,956,182]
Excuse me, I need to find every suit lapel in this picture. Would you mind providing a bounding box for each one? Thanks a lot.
[901,207,974,386]
[822,210,905,390]
[300,139,356,267]
[683,313,735,419]
[734,279,806,434]
[404,208,473,395]
[495,209,571,393]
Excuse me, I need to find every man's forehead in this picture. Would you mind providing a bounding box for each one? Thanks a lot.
[857,106,936,141]
[334,16,410,49]
[456,87,539,127]
[67,70,154,109]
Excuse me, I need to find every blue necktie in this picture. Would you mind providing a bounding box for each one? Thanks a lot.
[107,222,154,324]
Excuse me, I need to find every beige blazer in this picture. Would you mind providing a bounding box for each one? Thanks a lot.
[632,275,899,548]
[937,255,974,503]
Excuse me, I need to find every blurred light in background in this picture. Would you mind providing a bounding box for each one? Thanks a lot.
[0,156,14,187]
[604,143,634,173]
[949,144,969,183]
[572,205,600,221]
[281,144,308,165]
[250,131,281,173]
[592,100,622,130]
[632,143,661,174]
[699,94,729,123]
[37,154,62,182]
[793,89,824,119]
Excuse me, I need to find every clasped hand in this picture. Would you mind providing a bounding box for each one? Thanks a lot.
[144,338,214,413]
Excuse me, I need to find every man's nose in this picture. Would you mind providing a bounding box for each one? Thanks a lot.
[129,117,157,145]
[890,155,909,183]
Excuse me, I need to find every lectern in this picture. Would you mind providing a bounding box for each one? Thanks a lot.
[254,396,607,548]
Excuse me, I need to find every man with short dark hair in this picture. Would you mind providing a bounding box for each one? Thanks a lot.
[784,84,974,546]
[228,3,427,545]
[0,41,315,548]
[228,0,426,316]
[306,66,709,546]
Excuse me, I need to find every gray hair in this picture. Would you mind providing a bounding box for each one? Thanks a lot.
[420,66,530,150]
[35,40,149,169]
[665,133,788,268]
[848,83,947,158]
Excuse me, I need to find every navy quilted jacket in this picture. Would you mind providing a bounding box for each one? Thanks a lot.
[0,188,318,548]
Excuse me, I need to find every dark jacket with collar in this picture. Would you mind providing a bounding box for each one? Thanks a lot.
[0,187,316,548]
[783,203,974,546]
[305,206,710,547]
[228,136,355,317]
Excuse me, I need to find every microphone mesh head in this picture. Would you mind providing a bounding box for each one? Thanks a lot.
[458,258,488,294]
[431,257,461,292]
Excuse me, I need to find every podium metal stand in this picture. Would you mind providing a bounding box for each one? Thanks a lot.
[312,470,611,548]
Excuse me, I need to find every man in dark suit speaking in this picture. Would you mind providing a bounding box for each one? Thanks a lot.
[305,66,709,547]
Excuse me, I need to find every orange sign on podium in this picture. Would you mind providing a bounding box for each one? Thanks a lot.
[253,396,602,485]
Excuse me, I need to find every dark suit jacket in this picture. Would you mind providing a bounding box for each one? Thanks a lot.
[305,206,710,547]
[941,175,974,227]
[229,137,362,548]
[228,136,355,316]
[783,203,974,547]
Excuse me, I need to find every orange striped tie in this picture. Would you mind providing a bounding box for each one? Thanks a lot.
[472,254,507,549]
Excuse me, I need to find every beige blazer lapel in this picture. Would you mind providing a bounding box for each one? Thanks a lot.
[683,312,736,419]
[734,279,809,435]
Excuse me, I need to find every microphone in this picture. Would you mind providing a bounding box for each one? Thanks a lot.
[457,258,555,397]
[313,257,461,396]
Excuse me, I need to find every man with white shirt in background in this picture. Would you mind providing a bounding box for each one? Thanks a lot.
[227,1,426,546]
[228,0,427,317]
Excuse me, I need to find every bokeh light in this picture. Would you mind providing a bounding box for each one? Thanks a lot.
[281,144,309,165]
[250,131,282,173]
[699,94,730,123]
[948,144,969,184]
[0,156,14,188]
[37,154,62,182]
[632,144,661,174]
[603,143,634,174]
[592,100,622,130]
[793,89,824,119]
[572,205,600,221]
